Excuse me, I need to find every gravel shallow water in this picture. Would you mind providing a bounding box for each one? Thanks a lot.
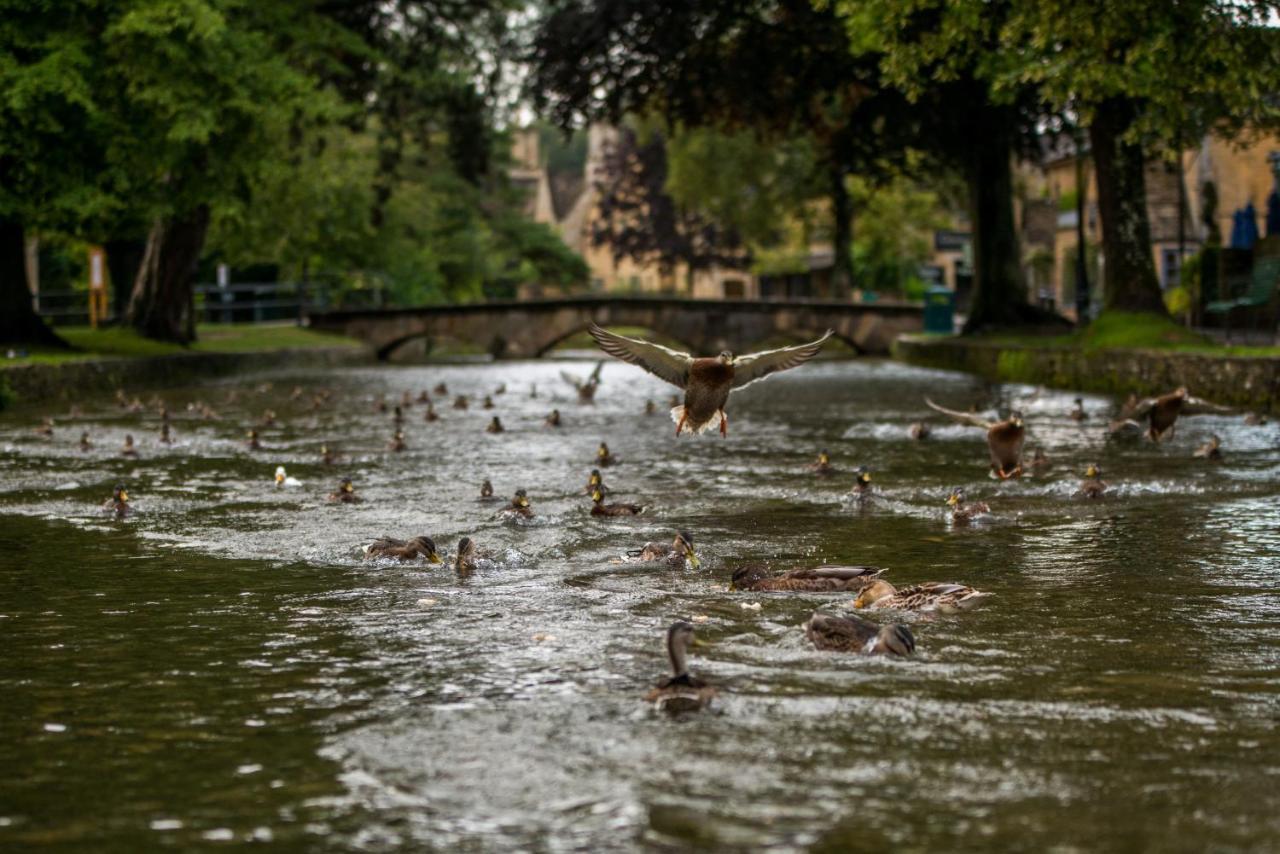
[1,355,1278,851]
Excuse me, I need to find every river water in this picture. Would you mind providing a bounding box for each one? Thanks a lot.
[1,356,1277,851]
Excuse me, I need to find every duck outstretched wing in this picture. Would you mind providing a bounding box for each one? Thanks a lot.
[731,331,833,389]
[589,325,693,389]
[924,397,995,430]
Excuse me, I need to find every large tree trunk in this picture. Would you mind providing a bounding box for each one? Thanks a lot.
[962,111,1028,333]
[0,217,67,348]
[105,237,147,322]
[830,164,853,300]
[1089,97,1168,316]
[127,206,210,344]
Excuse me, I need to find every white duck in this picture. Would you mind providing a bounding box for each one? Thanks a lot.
[274,466,302,488]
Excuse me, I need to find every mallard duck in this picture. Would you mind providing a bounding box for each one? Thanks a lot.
[320,444,339,465]
[434,382,448,395]
[643,621,716,713]
[808,449,834,476]
[925,398,1025,478]
[453,536,486,573]
[423,402,439,422]
[644,399,657,416]
[629,531,700,569]
[274,466,302,488]
[482,396,495,410]
[245,429,262,451]
[562,361,604,403]
[545,409,562,427]
[589,325,832,437]
[1070,397,1087,421]
[388,430,406,452]
[416,390,431,404]
[121,434,138,458]
[327,478,361,503]
[1029,447,1050,472]
[804,612,915,655]
[480,478,496,500]
[392,405,404,425]
[453,395,469,410]
[908,421,931,440]
[485,416,505,434]
[1112,387,1233,442]
[584,468,609,496]
[591,488,645,516]
[946,487,990,524]
[731,565,882,592]
[855,580,991,613]
[102,484,131,518]
[159,422,173,445]
[494,383,506,395]
[289,385,305,401]
[1075,463,1107,498]
[35,417,54,437]
[1194,434,1222,460]
[78,431,92,452]
[596,441,617,467]
[400,390,413,408]
[498,488,533,518]
[363,535,441,563]
[847,467,874,502]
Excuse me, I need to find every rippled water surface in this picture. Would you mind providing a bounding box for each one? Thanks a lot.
[2,356,1278,851]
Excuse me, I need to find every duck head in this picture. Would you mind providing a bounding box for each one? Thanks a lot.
[730,565,771,591]
[665,620,697,677]
[113,484,129,503]
[1009,411,1025,429]
[596,442,610,459]
[818,450,830,466]
[409,536,442,563]
[1084,463,1101,479]
[588,469,602,486]
[513,488,530,509]
[717,350,733,365]
[481,479,493,496]
[674,531,700,569]
[339,478,355,494]
[854,578,897,609]
[854,466,872,488]
[945,486,966,507]
[590,488,605,504]
[274,466,288,486]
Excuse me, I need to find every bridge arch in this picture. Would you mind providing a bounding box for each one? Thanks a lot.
[534,323,700,357]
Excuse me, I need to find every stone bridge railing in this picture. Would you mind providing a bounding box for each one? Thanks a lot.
[307,295,924,359]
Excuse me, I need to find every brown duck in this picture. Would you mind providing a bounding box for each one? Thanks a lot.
[545,409,562,427]
[848,467,874,502]
[498,489,533,518]
[946,487,990,523]
[808,449,834,476]
[925,398,1025,478]
[454,537,487,573]
[854,579,991,613]
[596,442,617,467]
[327,478,361,504]
[1193,434,1222,460]
[908,421,931,440]
[644,621,716,713]
[485,416,505,434]
[804,612,915,656]
[1113,387,1232,442]
[591,488,645,517]
[629,532,700,569]
[102,484,131,518]
[1075,463,1108,498]
[388,430,406,452]
[121,434,139,458]
[561,361,604,403]
[731,565,882,593]
[363,535,441,563]
[589,324,832,437]
[583,469,609,495]
[479,479,497,500]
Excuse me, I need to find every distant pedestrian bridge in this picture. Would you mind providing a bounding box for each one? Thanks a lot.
[307,295,924,360]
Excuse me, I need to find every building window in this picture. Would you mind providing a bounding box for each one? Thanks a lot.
[1161,248,1184,290]
[722,279,745,299]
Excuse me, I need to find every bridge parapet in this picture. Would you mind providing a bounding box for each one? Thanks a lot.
[307,295,924,360]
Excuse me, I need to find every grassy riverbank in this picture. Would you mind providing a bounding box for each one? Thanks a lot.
[6,323,362,366]
[894,312,1280,410]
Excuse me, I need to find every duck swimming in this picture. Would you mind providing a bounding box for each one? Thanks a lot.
[103,484,131,518]
[589,324,832,437]
[584,469,608,496]
[121,434,139,458]
[545,409,562,428]
[498,489,533,518]
[809,449,834,476]
[453,537,487,573]
[908,421,931,440]
[1075,463,1107,498]
[274,466,302,488]
[946,487,990,524]
[159,422,173,445]
[644,621,716,713]
[35,417,54,437]
[320,444,339,465]
[731,565,882,592]
[590,488,645,517]
[629,532,700,569]
[854,579,991,613]
[327,478,361,504]
[1193,434,1222,460]
[424,402,439,422]
[453,395,469,410]
[644,399,656,416]
[388,429,406,452]
[804,612,915,655]
[596,442,617,467]
[482,396,495,410]
[486,416,505,434]
[363,535,442,563]
[847,467,874,502]
[245,429,262,451]
[434,382,448,395]
[1070,397,1087,421]
[79,431,92,452]
[925,398,1025,478]
[480,479,497,500]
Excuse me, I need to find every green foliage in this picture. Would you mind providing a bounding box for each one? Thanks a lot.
[8,323,358,365]
[848,173,949,294]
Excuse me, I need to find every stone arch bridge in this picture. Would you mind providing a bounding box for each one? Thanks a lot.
[307,296,924,360]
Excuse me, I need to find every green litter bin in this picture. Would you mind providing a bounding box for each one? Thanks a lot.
[923,286,955,334]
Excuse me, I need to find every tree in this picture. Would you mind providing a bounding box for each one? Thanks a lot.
[529,0,919,299]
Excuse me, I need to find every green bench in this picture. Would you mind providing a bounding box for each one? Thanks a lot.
[1205,256,1280,341]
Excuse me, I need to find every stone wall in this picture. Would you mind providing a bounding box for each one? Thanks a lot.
[0,347,369,409]
[893,335,1280,411]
